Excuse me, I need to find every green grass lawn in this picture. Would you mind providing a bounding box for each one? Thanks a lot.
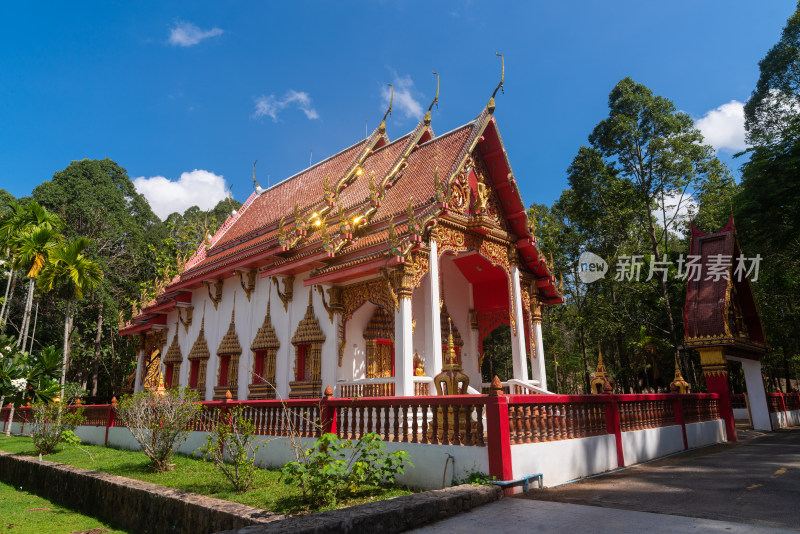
[0,435,411,515]
[0,479,130,534]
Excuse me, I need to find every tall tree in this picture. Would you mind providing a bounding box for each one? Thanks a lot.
[587,78,722,374]
[737,2,800,391]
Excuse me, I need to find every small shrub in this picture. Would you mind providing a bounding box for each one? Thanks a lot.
[457,470,496,486]
[115,386,201,472]
[281,432,411,506]
[30,403,84,455]
[200,405,260,492]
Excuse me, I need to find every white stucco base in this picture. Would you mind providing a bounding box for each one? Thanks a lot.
[510,434,617,487]
[770,409,800,429]
[621,425,684,466]
[733,408,749,420]
[686,419,726,448]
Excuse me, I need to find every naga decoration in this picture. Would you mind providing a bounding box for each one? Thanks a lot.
[237,269,257,301]
[204,279,224,310]
[368,171,380,206]
[423,71,439,127]
[177,305,193,333]
[277,217,288,250]
[272,275,295,312]
[407,198,422,242]
[317,285,334,324]
[323,174,336,205]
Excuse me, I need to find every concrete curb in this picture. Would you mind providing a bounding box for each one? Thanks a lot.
[0,451,282,534]
[0,450,502,534]
[215,484,503,534]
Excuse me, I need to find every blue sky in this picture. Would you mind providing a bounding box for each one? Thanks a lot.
[0,1,794,219]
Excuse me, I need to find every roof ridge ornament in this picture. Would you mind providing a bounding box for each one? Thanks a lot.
[379,83,393,135]
[423,71,439,126]
[487,52,504,115]
[253,160,263,193]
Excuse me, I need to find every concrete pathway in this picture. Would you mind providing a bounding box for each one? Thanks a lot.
[409,498,793,533]
[412,427,800,533]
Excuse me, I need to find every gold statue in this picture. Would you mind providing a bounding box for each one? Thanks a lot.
[413,353,425,376]
[473,176,488,214]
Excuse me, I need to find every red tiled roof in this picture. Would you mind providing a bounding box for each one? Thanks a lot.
[131,109,564,328]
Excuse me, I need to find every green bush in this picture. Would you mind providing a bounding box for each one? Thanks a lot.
[200,405,260,492]
[115,386,201,472]
[30,403,84,455]
[281,432,411,506]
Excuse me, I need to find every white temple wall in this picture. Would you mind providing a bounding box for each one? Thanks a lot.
[411,281,429,374]
[340,302,373,381]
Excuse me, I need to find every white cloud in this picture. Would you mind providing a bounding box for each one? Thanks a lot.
[696,100,748,153]
[252,90,319,121]
[168,21,223,47]
[134,170,228,220]
[654,191,697,235]
[381,74,423,120]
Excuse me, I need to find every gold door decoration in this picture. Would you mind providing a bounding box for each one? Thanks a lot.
[140,329,167,390]
[214,298,242,400]
[163,324,183,388]
[187,312,211,401]
[290,290,326,398]
[249,291,280,399]
[363,307,395,378]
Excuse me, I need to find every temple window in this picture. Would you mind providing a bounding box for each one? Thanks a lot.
[214,302,242,400]
[163,326,183,390]
[249,296,280,399]
[187,315,211,401]
[289,290,325,398]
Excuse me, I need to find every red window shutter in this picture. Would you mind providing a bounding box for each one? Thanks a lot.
[219,355,229,387]
[189,360,199,388]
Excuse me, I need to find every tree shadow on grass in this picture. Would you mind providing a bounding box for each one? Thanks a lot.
[270,485,398,515]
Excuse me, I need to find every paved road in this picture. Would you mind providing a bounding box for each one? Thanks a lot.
[412,427,800,533]
[410,498,792,533]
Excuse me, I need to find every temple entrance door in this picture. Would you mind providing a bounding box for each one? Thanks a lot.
[372,340,394,378]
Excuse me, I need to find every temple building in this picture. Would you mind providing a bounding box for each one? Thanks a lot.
[684,216,770,434]
[120,74,563,400]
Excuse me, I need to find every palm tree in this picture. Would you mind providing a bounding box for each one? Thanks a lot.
[13,225,62,352]
[37,238,102,398]
[0,202,62,341]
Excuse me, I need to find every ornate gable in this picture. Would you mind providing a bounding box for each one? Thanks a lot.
[251,298,280,351]
[188,315,210,360]
[164,326,183,363]
[291,291,326,345]
[217,301,242,356]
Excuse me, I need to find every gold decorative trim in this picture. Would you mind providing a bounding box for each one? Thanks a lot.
[178,305,193,333]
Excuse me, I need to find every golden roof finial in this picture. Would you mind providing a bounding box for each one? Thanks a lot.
[201,303,206,330]
[308,286,314,307]
[424,71,439,126]
[253,159,261,190]
[597,341,604,369]
[487,52,504,114]
[266,283,271,317]
[231,292,236,323]
[379,83,393,135]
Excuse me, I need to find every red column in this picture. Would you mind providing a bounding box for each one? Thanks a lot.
[105,398,117,446]
[703,372,737,442]
[320,386,337,436]
[605,398,624,468]
[673,395,688,450]
[485,385,513,485]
